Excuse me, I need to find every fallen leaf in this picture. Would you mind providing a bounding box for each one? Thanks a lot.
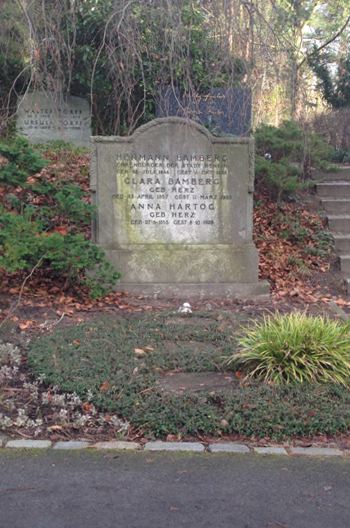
[47,425,63,432]
[19,320,34,330]
[134,348,146,357]
[52,226,68,235]
[100,381,111,392]
[166,434,178,442]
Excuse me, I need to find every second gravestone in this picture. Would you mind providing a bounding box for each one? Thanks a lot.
[156,87,252,136]
[17,92,91,147]
[91,117,269,298]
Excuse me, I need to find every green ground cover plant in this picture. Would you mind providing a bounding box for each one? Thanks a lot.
[228,312,350,385]
[0,136,48,186]
[0,137,120,297]
[28,312,350,440]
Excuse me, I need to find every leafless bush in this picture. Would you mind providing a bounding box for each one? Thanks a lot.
[311,108,350,151]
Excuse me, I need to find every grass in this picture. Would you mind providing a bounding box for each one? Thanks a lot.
[228,312,350,385]
[28,312,350,440]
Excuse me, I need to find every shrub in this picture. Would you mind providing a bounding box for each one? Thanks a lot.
[255,121,334,201]
[255,121,304,162]
[0,138,120,297]
[0,137,48,185]
[0,207,120,298]
[255,155,306,203]
[227,312,350,385]
[331,148,350,164]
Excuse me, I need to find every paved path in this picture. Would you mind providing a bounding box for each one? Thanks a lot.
[0,450,349,528]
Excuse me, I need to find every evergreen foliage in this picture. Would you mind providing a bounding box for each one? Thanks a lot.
[309,47,350,109]
[255,121,333,201]
[0,137,48,185]
[0,138,120,297]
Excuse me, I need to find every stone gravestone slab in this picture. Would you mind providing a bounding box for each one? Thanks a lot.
[91,117,268,298]
[156,87,252,136]
[17,92,91,147]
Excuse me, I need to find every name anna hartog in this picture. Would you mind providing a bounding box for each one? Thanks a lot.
[130,202,215,211]
[130,201,215,219]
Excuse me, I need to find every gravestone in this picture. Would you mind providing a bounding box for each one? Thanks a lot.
[91,117,268,298]
[16,92,91,147]
[156,87,251,136]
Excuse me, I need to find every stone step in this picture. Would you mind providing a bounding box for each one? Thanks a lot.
[321,199,350,215]
[317,169,350,297]
[328,215,350,233]
[334,235,350,253]
[315,166,350,181]
[339,256,350,274]
[316,182,350,199]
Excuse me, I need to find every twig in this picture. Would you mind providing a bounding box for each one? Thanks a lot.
[0,257,43,329]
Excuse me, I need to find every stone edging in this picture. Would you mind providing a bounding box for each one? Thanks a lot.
[0,438,347,458]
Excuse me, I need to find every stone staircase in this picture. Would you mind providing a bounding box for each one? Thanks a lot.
[316,166,350,291]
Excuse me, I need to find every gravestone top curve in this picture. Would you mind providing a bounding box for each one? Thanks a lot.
[92,117,250,143]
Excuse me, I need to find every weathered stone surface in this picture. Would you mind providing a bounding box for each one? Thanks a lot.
[144,441,205,452]
[17,92,91,146]
[93,441,140,450]
[156,87,252,136]
[6,440,52,449]
[290,447,343,457]
[0,434,8,447]
[208,443,250,454]
[157,372,237,395]
[91,117,268,298]
[53,441,90,450]
[253,446,288,456]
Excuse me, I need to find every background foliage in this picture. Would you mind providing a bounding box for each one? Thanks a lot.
[0,0,349,136]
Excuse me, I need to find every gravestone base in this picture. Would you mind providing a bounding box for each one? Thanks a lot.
[105,244,269,299]
[113,282,269,300]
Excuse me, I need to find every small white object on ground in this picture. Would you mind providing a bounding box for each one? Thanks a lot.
[178,302,192,314]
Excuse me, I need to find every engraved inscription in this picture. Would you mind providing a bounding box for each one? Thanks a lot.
[16,92,91,147]
[22,108,86,131]
[114,153,232,238]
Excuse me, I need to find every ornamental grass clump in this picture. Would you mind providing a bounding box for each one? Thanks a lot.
[228,312,350,385]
